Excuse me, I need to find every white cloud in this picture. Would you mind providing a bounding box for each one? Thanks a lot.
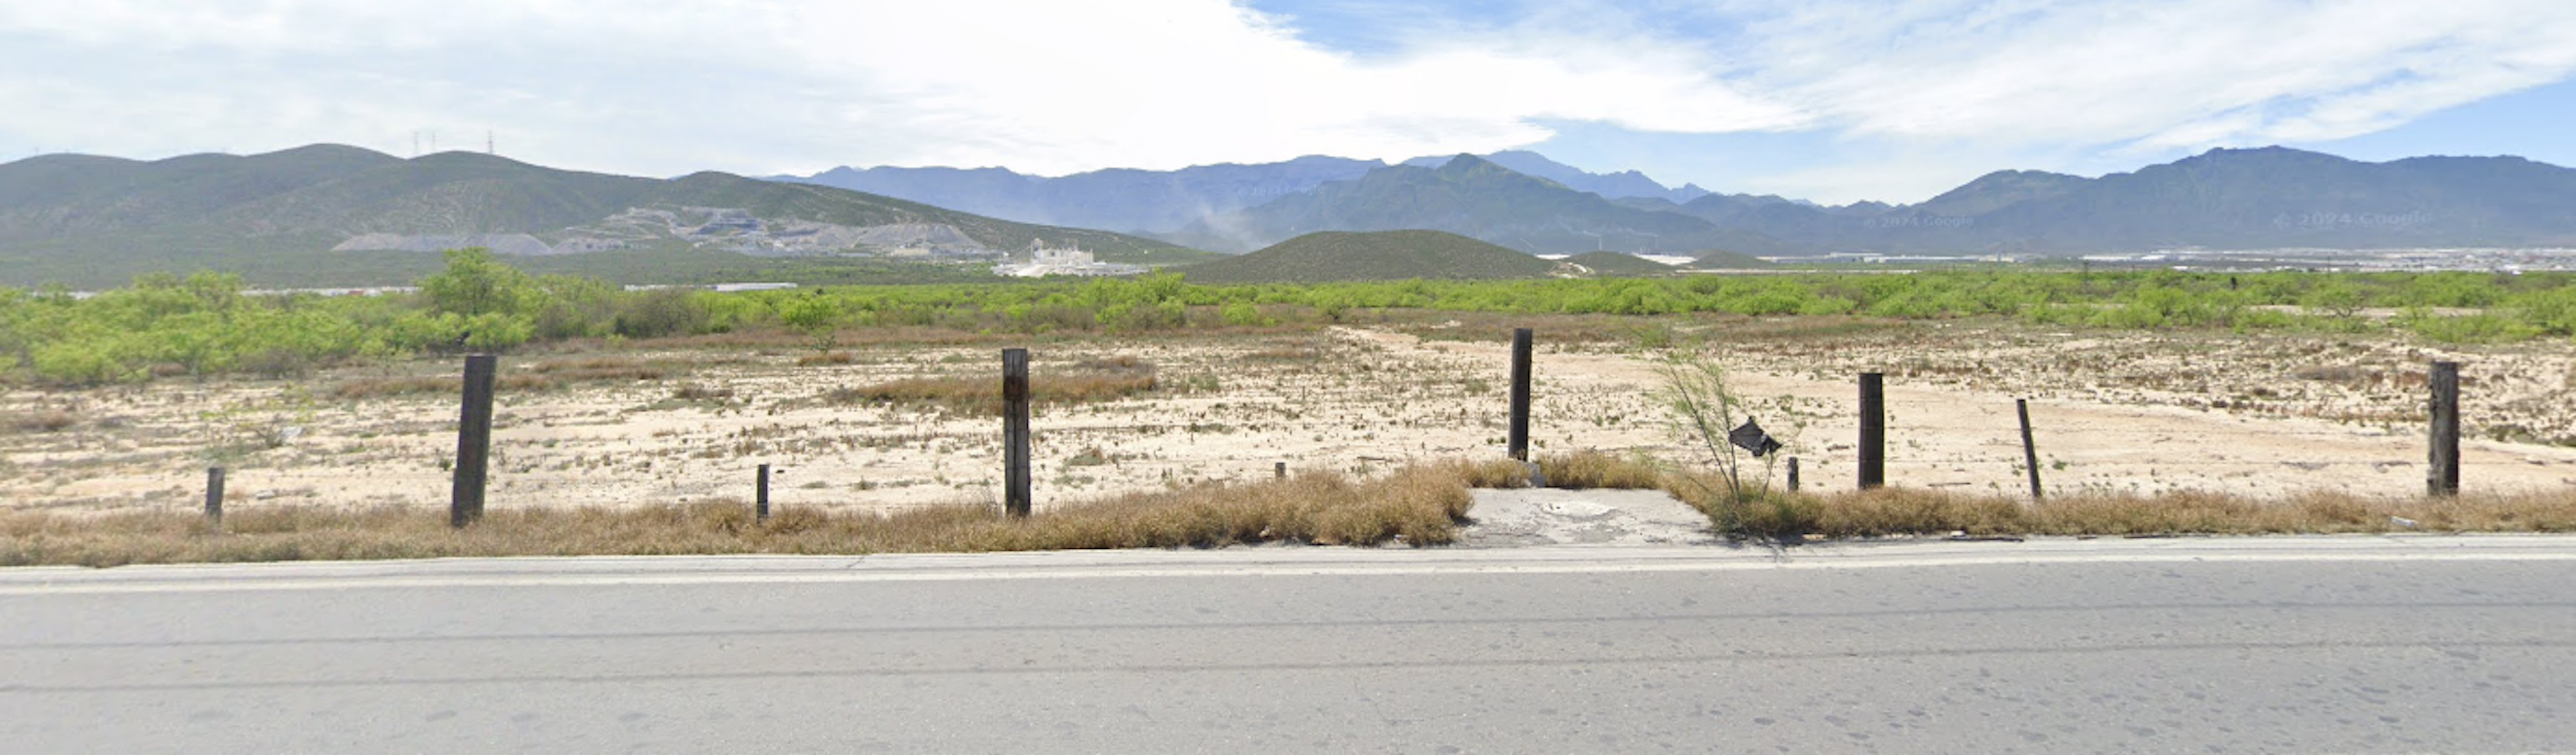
[0,0,1799,176]
[1721,0,2576,150]
[1,0,2571,204]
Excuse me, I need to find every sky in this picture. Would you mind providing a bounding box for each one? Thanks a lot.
[4,0,2575,204]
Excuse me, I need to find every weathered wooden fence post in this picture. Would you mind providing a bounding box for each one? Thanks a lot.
[1275,462,1287,479]
[756,463,772,522]
[2428,361,2460,497]
[1509,328,1533,461]
[1859,372,1885,490]
[204,466,225,527]
[1003,348,1032,518]
[451,354,496,528]
[1786,456,1800,493]
[2017,398,2043,501]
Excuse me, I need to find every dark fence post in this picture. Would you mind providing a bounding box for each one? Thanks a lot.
[1509,328,1533,461]
[1859,372,1885,490]
[756,463,772,522]
[1786,456,1800,493]
[2429,361,2461,497]
[204,466,225,527]
[2017,398,2043,501]
[1003,348,1032,518]
[451,354,496,528]
[1275,462,1287,479]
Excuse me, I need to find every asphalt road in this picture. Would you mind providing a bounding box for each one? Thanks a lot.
[4,537,2573,754]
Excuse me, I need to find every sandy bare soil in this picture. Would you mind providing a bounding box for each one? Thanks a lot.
[7,319,2574,516]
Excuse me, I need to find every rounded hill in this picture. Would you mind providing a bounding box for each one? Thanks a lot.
[1178,230,1554,283]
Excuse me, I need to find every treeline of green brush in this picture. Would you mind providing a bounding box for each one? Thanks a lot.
[7,248,2575,386]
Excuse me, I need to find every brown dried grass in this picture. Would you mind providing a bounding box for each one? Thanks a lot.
[1535,450,1666,490]
[1664,483,2576,540]
[527,355,668,382]
[0,461,1520,567]
[5,410,78,434]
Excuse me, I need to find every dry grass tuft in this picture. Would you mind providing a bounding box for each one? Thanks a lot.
[1657,483,2576,540]
[796,351,859,366]
[0,463,1495,567]
[529,356,667,383]
[670,384,734,402]
[1435,457,1540,489]
[1537,450,1666,490]
[5,410,78,434]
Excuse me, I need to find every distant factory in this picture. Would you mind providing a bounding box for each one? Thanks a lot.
[992,240,1146,277]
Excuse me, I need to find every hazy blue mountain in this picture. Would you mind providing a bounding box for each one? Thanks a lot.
[1179,154,1801,255]
[1707,147,2576,253]
[776,149,1715,234]
[773,156,1385,233]
[1401,150,1709,203]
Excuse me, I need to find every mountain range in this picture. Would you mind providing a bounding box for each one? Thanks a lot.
[784,146,2576,258]
[0,145,1182,287]
[11,141,2576,289]
[1693,147,2576,254]
[1167,154,1786,256]
[769,150,1712,234]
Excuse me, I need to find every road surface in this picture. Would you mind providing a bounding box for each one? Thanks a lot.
[4,537,2573,753]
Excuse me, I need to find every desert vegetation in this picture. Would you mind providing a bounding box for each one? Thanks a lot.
[9,250,2576,389]
[7,250,2576,564]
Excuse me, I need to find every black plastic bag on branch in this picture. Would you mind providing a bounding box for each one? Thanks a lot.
[1729,419,1783,458]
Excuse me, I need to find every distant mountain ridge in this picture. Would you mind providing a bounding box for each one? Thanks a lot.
[770,150,1712,234]
[777,155,1384,234]
[14,142,2576,289]
[1173,154,1792,256]
[1195,147,2576,257]
[0,145,1182,287]
[1399,150,1709,203]
[1699,147,2576,254]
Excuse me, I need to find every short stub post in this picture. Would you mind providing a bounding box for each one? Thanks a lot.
[204,466,225,527]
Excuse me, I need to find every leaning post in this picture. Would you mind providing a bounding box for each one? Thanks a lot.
[451,354,497,528]
[2428,361,2461,497]
[2017,399,2043,501]
[1003,348,1032,518]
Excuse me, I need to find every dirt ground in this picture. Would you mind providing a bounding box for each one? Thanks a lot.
[7,317,2575,516]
